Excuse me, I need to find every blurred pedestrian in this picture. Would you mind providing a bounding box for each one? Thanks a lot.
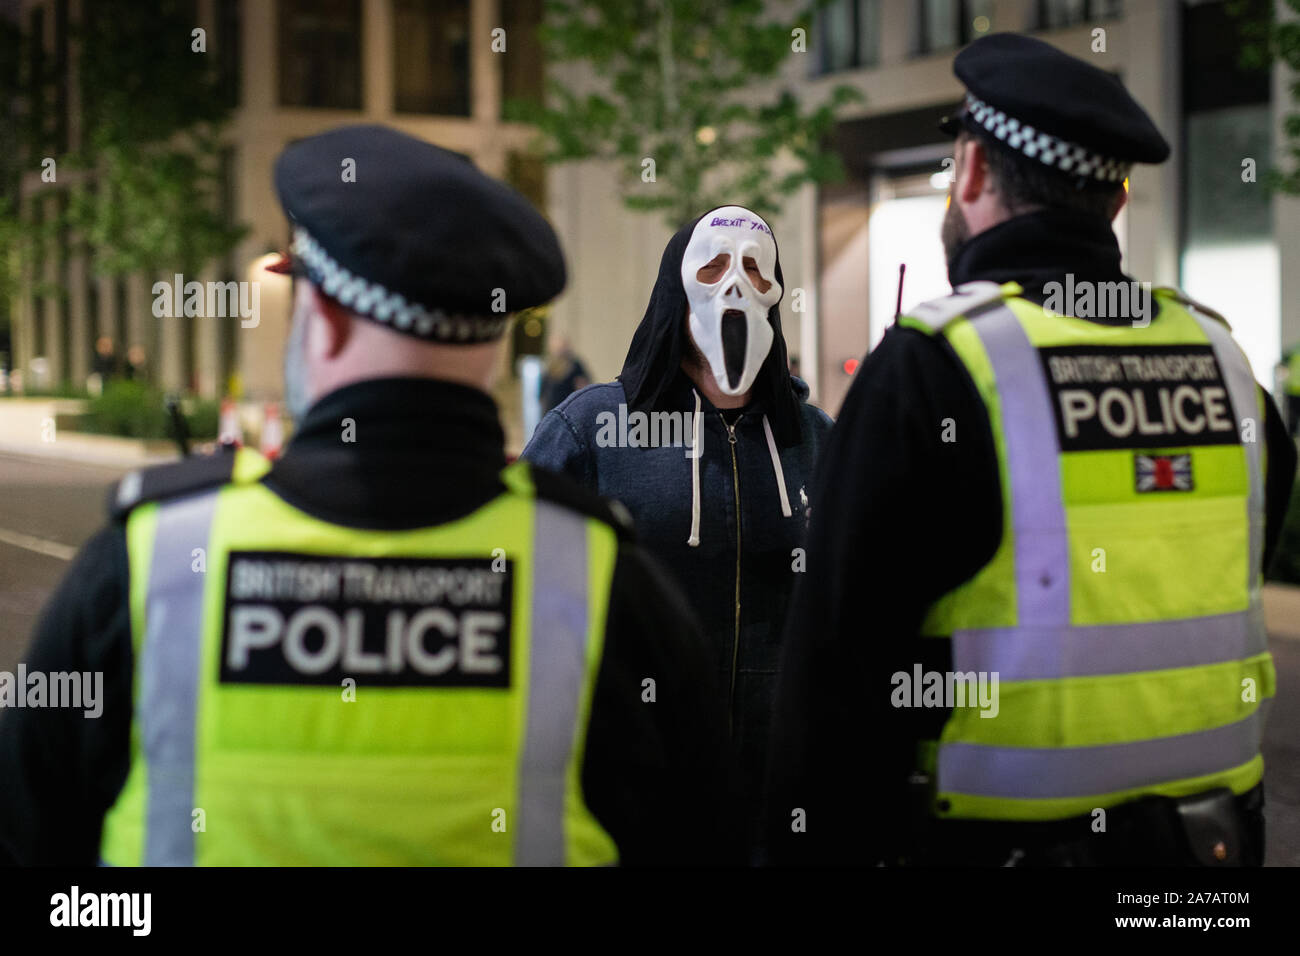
[123,344,146,382]
[539,329,591,415]
[92,336,118,380]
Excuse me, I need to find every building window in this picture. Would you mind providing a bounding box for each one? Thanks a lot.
[815,0,881,75]
[1036,0,1123,31]
[27,5,47,154]
[216,0,242,108]
[501,0,544,116]
[393,0,470,115]
[54,0,68,154]
[278,0,362,109]
[916,0,994,56]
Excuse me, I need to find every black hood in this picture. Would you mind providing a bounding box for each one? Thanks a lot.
[617,211,804,446]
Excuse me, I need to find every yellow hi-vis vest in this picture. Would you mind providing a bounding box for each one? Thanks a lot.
[100,453,619,865]
[898,281,1274,823]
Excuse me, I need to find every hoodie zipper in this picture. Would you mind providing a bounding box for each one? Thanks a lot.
[724,412,743,737]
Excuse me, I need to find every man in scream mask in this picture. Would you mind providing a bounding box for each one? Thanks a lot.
[523,206,833,850]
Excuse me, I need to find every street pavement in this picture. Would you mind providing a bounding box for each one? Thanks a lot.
[0,449,1297,865]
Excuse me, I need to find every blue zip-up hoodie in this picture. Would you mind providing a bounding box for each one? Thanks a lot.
[522,211,833,839]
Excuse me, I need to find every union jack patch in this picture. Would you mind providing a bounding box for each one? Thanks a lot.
[1135,453,1193,493]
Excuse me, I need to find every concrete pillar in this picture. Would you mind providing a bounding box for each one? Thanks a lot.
[472,0,502,123]
[40,194,62,388]
[67,250,89,386]
[992,0,1035,34]
[158,272,184,391]
[194,266,223,398]
[95,273,117,342]
[244,0,275,113]
[1275,2,1300,366]
[232,0,285,401]
[796,182,820,402]
[363,0,394,117]
[1119,0,1181,287]
[125,273,152,380]
[878,0,911,64]
[11,203,33,385]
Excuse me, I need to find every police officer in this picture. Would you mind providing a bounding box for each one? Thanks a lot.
[766,34,1297,866]
[0,125,739,867]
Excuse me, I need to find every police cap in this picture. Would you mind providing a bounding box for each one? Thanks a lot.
[940,33,1170,185]
[273,124,565,343]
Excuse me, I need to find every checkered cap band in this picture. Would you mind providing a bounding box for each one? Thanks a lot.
[290,227,510,343]
[964,93,1132,184]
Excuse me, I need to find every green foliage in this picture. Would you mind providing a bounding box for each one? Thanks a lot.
[10,381,90,399]
[0,0,246,312]
[81,381,217,440]
[68,0,246,276]
[511,0,862,229]
[1267,474,1300,584]
[185,396,221,441]
[81,381,169,439]
[1227,0,1300,194]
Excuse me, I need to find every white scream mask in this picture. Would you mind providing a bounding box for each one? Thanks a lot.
[681,206,783,396]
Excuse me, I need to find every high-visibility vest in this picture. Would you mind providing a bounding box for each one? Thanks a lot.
[100,452,620,865]
[898,281,1274,823]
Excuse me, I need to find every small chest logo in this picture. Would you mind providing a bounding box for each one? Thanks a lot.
[1135,452,1193,493]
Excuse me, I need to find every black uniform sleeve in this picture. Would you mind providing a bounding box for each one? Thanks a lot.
[582,543,745,866]
[0,524,133,866]
[763,325,1003,865]
[1262,388,1298,573]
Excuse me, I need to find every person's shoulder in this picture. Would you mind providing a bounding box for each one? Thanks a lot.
[800,395,835,432]
[523,460,635,541]
[897,280,1019,337]
[1151,286,1232,329]
[551,380,626,423]
[786,376,834,429]
[106,447,270,521]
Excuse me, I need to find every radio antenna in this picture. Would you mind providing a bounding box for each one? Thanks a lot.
[894,263,907,324]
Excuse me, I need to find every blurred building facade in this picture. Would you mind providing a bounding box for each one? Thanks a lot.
[6,0,1298,425]
[553,0,1295,417]
[6,0,544,401]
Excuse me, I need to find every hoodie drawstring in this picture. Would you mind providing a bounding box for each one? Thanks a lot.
[763,414,793,518]
[688,388,703,547]
[688,396,794,545]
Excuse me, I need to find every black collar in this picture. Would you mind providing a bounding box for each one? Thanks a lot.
[287,377,506,463]
[265,377,508,529]
[948,208,1131,303]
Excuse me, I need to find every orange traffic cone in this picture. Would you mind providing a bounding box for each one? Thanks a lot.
[218,397,243,447]
[261,403,284,460]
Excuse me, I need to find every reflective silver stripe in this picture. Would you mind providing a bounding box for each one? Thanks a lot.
[968,305,1071,628]
[952,612,1266,681]
[1189,311,1266,600]
[939,709,1266,799]
[140,490,219,866]
[516,501,591,866]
